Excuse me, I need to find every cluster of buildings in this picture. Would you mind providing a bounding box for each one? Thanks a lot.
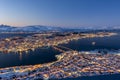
[0,32,116,53]
[0,51,119,79]
[0,32,118,79]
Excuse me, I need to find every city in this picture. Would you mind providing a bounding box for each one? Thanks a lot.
[0,32,119,79]
[0,0,120,80]
[0,50,120,79]
[0,32,116,53]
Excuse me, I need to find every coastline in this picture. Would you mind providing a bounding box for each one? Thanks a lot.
[0,32,119,79]
[0,50,120,79]
[0,32,117,53]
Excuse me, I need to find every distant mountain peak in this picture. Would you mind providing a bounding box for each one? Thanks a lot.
[0,25,63,32]
[0,24,120,32]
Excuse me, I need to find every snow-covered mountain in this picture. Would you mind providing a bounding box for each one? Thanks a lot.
[0,25,15,31]
[71,26,120,30]
[0,25,63,32]
[0,24,120,32]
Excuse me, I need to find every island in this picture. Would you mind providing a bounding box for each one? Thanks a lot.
[0,32,117,53]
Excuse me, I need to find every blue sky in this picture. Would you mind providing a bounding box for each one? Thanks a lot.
[0,0,120,27]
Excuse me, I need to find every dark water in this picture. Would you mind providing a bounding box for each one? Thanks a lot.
[0,32,120,68]
[0,47,60,68]
[61,74,120,80]
[61,32,120,51]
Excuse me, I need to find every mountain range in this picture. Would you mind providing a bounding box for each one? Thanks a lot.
[0,25,64,32]
[0,24,120,32]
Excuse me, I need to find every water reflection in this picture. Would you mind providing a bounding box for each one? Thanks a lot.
[0,32,120,68]
[0,47,60,68]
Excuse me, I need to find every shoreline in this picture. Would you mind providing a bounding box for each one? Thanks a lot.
[0,32,117,53]
[0,50,120,79]
[0,32,119,79]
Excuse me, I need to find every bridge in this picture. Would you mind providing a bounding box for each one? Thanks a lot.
[52,46,65,53]
[57,45,74,51]
[52,45,74,53]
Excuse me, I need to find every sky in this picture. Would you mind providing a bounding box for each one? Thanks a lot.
[0,0,120,27]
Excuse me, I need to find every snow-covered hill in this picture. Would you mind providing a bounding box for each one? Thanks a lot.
[0,25,63,32]
[0,24,120,32]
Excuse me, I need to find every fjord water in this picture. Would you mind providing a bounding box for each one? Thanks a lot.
[0,32,120,68]
[61,32,120,51]
[0,47,60,68]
